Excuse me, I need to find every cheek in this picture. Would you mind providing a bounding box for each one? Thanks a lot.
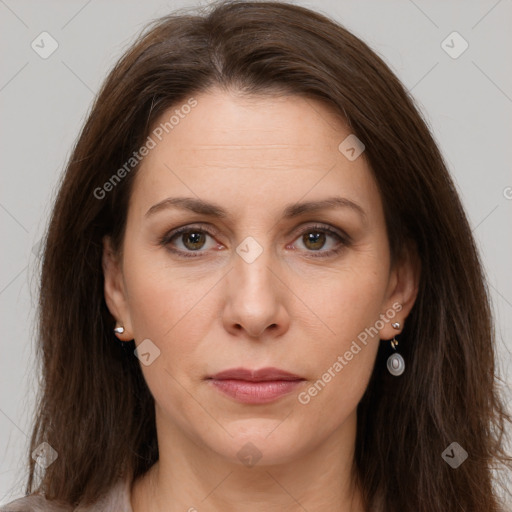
[295,281,382,435]
[122,244,221,371]
[121,251,213,422]
[122,237,197,334]
[291,254,388,417]
[295,255,390,344]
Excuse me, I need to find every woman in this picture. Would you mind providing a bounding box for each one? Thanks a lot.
[1,1,510,511]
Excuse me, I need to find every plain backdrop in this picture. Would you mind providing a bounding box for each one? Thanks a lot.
[1,0,511,505]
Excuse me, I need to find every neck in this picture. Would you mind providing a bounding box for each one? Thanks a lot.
[131,409,365,512]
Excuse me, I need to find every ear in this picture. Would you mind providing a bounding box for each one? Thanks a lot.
[379,241,421,340]
[102,235,134,341]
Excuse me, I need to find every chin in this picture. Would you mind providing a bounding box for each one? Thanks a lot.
[205,419,314,467]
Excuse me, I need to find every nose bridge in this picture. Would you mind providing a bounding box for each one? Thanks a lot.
[223,232,285,337]
[232,233,276,299]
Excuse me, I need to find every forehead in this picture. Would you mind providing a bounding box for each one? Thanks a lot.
[152,90,346,162]
[129,89,380,220]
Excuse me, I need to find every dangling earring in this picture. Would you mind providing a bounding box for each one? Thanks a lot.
[387,322,405,376]
[114,324,125,335]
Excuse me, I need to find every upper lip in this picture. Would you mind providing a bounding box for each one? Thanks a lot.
[208,367,304,382]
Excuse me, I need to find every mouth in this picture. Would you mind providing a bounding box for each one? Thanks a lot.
[206,367,305,404]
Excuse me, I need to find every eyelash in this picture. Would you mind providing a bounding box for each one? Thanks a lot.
[159,223,350,259]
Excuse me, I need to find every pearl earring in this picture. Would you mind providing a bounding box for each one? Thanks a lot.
[386,321,405,376]
[114,325,125,334]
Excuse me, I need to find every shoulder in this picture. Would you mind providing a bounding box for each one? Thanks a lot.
[0,477,132,512]
[0,494,71,512]
[75,477,133,512]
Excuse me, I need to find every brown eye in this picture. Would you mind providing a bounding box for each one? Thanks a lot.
[302,231,327,251]
[160,226,218,257]
[181,231,207,251]
[291,224,350,258]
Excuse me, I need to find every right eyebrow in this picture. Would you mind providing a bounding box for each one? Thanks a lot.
[145,195,367,223]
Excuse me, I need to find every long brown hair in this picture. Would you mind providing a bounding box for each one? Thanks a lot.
[24,1,511,510]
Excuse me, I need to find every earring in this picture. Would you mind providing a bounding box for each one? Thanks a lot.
[386,321,404,376]
[387,337,405,376]
[114,325,125,335]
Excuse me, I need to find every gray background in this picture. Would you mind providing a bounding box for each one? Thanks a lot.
[1,0,511,504]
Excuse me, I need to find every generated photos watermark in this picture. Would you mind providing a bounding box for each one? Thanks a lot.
[94,97,198,200]
[298,302,403,405]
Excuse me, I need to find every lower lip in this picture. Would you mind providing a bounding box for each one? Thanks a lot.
[209,379,303,404]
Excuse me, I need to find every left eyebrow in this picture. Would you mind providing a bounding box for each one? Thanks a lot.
[145,195,367,222]
[282,196,366,222]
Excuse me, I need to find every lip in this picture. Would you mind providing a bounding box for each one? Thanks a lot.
[209,367,303,382]
[207,367,305,404]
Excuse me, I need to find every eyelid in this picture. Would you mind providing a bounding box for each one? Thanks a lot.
[292,222,350,241]
[289,223,351,258]
[162,221,349,240]
[159,223,220,255]
[160,221,350,257]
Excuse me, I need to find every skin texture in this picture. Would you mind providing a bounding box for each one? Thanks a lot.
[102,88,419,512]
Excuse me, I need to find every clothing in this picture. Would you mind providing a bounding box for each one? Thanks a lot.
[0,477,133,512]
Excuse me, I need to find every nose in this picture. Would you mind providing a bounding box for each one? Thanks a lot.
[221,244,290,340]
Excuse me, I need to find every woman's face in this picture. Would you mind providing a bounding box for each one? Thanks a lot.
[103,88,416,467]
